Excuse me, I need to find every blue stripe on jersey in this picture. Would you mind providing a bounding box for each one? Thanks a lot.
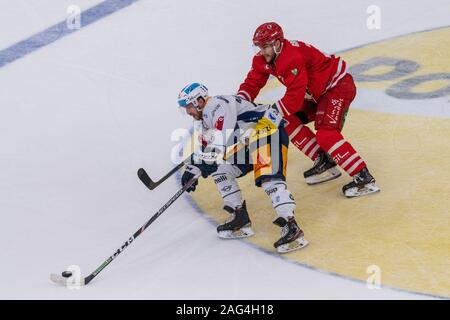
[237,111,265,123]
[216,96,230,104]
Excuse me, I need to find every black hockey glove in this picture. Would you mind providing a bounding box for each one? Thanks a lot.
[295,111,309,124]
[181,160,218,193]
[181,165,201,192]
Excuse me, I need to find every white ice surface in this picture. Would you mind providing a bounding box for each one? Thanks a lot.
[0,0,448,299]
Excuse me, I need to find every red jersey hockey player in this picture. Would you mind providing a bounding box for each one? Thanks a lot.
[237,22,380,198]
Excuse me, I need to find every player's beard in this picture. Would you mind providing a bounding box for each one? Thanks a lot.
[264,51,276,64]
[193,110,203,121]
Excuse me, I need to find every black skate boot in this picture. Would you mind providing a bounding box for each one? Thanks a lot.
[342,167,380,198]
[303,151,341,185]
[272,216,308,253]
[217,201,254,239]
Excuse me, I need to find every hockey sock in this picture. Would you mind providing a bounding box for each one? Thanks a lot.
[287,124,321,161]
[316,129,366,176]
[212,165,244,208]
[262,179,296,219]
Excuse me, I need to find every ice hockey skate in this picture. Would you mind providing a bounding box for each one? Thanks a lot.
[272,216,308,253]
[217,201,255,239]
[303,151,341,185]
[342,167,380,198]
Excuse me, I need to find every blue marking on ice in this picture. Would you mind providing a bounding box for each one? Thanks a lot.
[0,0,139,69]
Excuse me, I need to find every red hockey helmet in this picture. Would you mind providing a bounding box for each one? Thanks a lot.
[252,22,284,47]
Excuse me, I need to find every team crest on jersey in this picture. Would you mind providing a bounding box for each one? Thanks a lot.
[291,68,298,75]
[215,116,224,130]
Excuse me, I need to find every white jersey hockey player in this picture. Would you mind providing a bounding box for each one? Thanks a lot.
[178,82,308,253]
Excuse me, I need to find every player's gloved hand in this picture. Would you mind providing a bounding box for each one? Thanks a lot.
[181,156,218,192]
[261,103,286,129]
[181,164,201,192]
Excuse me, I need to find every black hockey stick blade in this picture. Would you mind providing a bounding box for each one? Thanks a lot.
[137,156,190,191]
[137,168,156,190]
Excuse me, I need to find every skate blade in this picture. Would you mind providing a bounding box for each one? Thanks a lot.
[218,227,255,239]
[305,167,341,185]
[344,182,380,198]
[276,237,309,254]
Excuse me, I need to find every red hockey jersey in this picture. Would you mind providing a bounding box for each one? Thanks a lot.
[238,39,347,116]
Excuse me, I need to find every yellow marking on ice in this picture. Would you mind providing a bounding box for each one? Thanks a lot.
[257,77,283,104]
[191,109,450,298]
[262,76,282,91]
[188,27,450,298]
[361,64,396,76]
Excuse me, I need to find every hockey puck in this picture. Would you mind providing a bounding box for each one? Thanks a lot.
[61,271,73,278]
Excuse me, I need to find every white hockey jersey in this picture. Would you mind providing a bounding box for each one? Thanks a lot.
[197,95,269,153]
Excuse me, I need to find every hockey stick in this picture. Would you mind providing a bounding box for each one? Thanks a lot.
[137,154,193,190]
[50,174,199,286]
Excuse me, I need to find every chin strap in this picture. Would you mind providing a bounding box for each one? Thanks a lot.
[273,41,283,59]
